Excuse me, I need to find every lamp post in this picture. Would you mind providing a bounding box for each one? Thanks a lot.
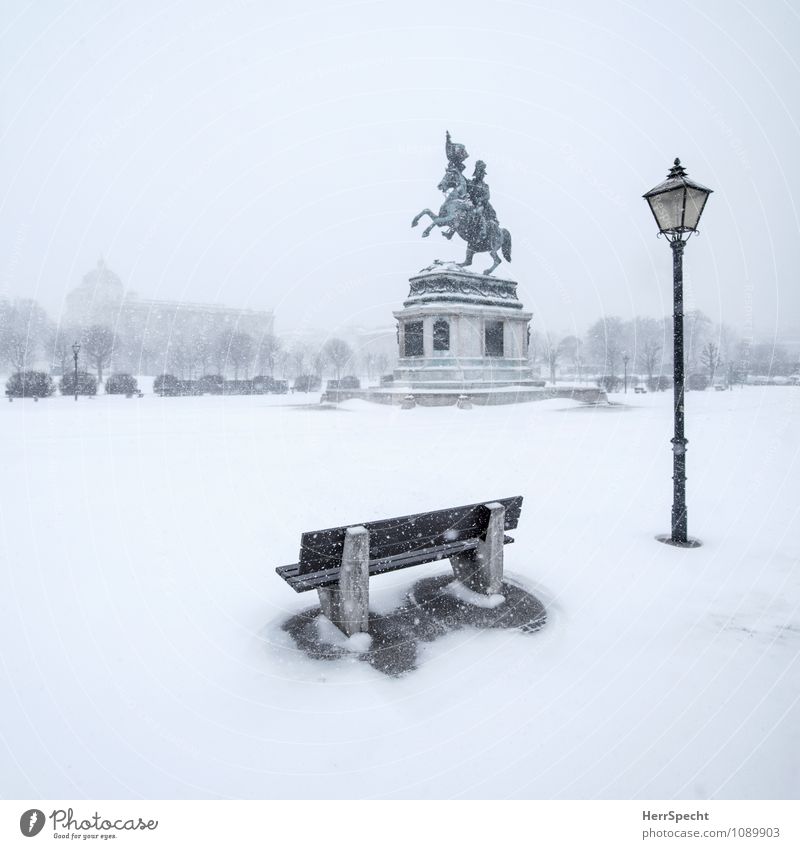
[72,341,81,401]
[623,352,630,393]
[643,158,712,547]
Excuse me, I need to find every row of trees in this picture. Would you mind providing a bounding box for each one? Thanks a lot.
[4,296,795,387]
[150,333,391,383]
[531,312,799,386]
[0,296,395,384]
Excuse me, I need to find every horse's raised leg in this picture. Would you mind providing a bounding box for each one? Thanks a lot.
[411,209,435,228]
[483,251,501,275]
[422,214,454,237]
[458,248,475,268]
[443,228,455,239]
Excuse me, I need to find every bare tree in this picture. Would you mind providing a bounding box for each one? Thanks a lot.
[684,310,713,373]
[311,347,326,378]
[361,350,375,381]
[275,348,290,378]
[586,316,625,379]
[639,339,662,385]
[375,352,389,377]
[214,328,234,375]
[167,331,194,379]
[0,298,49,371]
[288,343,309,378]
[45,324,78,376]
[83,324,115,383]
[227,332,254,380]
[631,316,664,385]
[5,329,32,371]
[193,332,214,376]
[750,342,789,377]
[543,336,561,384]
[323,338,353,382]
[736,339,751,386]
[558,335,582,382]
[256,334,282,377]
[700,341,720,384]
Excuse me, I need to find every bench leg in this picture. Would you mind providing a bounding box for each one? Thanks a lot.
[450,502,505,595]
[317,525,370,637]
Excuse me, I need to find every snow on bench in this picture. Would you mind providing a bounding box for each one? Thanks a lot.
[275,496,523,636]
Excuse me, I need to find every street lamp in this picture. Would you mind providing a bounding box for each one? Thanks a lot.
[72,341,81,401]
[643,158,712,547]
[623,352,630,394]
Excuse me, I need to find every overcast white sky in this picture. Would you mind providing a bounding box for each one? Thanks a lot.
[1,0,798,341]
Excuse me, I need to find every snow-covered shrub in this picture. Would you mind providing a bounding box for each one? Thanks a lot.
[154,374,180,396]
[197,374,224,394]
[105,373,138,395]
[687,373,709,391]
[59,370,98,396]
[597,375,621,393]
[223,379,255,395]
[6,371,55,398]
[647,376,672,392]
[178,380,200,395]
[294,374,321,392]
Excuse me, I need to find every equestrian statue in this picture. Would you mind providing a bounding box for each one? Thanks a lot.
[411,131,512,276]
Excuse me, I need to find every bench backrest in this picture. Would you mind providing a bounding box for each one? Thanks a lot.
[298,496,522,575]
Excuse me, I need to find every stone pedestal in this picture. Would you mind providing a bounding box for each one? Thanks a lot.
[392,262,537,391]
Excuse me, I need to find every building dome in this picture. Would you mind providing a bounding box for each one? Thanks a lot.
[64,258,125,328]
[81,258,124,298]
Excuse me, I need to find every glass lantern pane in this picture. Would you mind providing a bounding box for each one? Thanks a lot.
[648,187,685,231]
[683,187,709,230]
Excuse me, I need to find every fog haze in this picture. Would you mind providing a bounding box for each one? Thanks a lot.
[2,0,798,339]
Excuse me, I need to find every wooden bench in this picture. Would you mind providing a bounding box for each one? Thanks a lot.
[276,496,523,636]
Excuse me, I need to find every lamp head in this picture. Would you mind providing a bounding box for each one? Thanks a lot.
[643,158,712,237]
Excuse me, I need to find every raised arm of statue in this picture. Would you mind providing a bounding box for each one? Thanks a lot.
[445,131,468,173]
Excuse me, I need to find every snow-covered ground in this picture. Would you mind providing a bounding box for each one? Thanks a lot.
[1,387,798,799]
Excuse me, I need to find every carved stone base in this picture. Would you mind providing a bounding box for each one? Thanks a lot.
[406,262,522,309]
[393,266,536,390]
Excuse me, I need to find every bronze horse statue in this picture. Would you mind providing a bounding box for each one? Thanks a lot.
[411,141,512,276]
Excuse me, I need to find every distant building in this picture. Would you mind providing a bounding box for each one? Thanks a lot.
[64,259,274,375]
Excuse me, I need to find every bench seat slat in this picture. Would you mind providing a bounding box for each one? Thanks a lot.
[276,534,515,592]
[298,495,522,575]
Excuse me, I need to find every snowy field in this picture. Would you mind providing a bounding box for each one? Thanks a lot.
[1,386,798,800]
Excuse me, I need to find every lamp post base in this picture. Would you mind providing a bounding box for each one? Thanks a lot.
[656,534,702,549]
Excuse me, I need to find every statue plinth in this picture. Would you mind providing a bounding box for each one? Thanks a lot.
[392,264,538,392]
[405,262,523,309]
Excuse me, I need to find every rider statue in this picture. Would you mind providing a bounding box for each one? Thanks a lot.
[467,160,497,243]
[413,131,512,275]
